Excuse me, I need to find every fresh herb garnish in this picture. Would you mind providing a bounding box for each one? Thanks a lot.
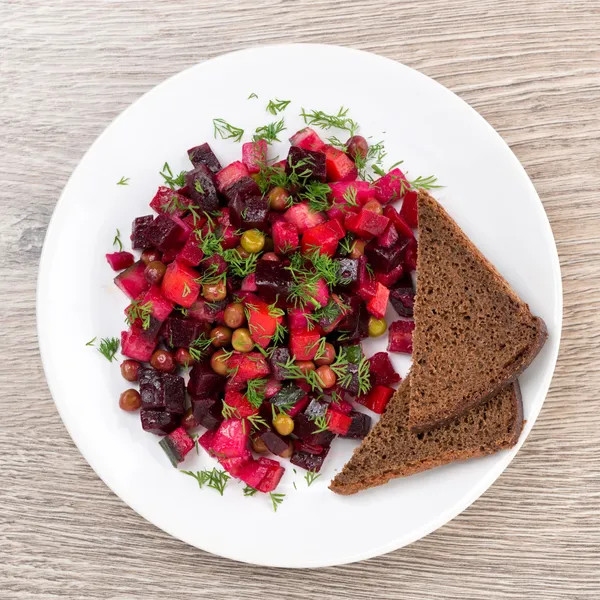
[222,248,258,278]
[189,335,214,362]
[405,174,442,192]
[253,118,286,144]
[222,401,241,420]
[305,470,321,486]
[300,106,358,136]
[85,336,97,346]
[311,414,330,434]
[113,229,123,252]
[97,337,119,362]
[338,233,354,256]
[182,468,231,496]
[266,98,291,115]
[125,300,153,330]
[193,179,204,194]
[243,485,258,496]
[277,355,324,392]
[213,118,244,143]
[247,414,269,431]
[269,492,285,512]
[248,92,259,100]
[245,378,268,408]
[117,176,129,186]
[182,282,191,298]
[160,162,186,189]
[298,181,332,213]
[272,321,288,346]
[197,229,224,256]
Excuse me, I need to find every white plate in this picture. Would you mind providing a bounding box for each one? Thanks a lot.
[37,44,562,568]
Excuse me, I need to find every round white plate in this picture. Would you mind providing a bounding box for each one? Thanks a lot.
[37,44,562,568]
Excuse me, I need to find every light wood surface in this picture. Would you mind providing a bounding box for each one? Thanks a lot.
[1,0,599,598]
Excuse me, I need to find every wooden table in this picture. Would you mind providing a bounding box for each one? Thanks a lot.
[1,1,599,598]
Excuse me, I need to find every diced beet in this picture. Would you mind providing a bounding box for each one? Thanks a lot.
[139,368,185,414]
[264,378,282,399]
[314,278,330,308]
[230,193,269,231]
[130,314,162,342]
[340,411,372,439]
[150,187,192,218]
[254,261,293,296]
[188,298,227,323]
[241,273,257,292]
[114,260,151,299]
[326,409,352,435]
[323,145,358,182]
[185,165,219,213]
[329,180,375,205]
[269,347,292,381]
[403,237,418,272]
[245,298,282,348]
[340,361,361,396]
[301,222,340,257]
[215,161,249,193]
[223,175,261,205]
[188,142,222,174]
[121,328,155,362]
[131,215,154,250]
[216,208,240,250]
[239,459,271,489]
[290,445,331,472]
[287,395,310,418]
[365,239,407,272]
[293,439,324,455]
[259,429,289,457]
[242,140,268,173]
[289,127,325,152]
[177,230,204,266]
[284,202,327,234]
[347,209,390,239]
[329,398,353,414]
[317,294,349,333]
[389,286,415,317]
[372,167,407,204]
[192,396,223,430]
[272,220,299,254]
[202,253,228,277]
[383,205,415,240]
[198,429,216,453]
[161,317,204,348]
[159,426,195,467]
[336,258,359,285]
[388,319,415,353]
[287,307,311,333]
[256,458,285,493]
[140,410,180,435]
[293,413,335,446]
[106,251,134,271]
[369,352,401,386]
[338,298,369,341]
[366,282,389,319]
[224,390,258,417]
[219,450,252,477]
[161,245,182,264]
[359,385,395,414]
[286,146,327,183]
[161,261,200,307]
[377,222,399,248]
[145,214,183,252]
[188,362,226,399]
[228,352,271,385]
[399,189,418,228]
[289,329,321,361]
[211,419,249,458]
[375,264,404,287]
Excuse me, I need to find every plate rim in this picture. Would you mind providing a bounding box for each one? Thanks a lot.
[36,43,563,568]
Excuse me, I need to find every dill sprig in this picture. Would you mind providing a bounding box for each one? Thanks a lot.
[266,98,291,115]
[247,414,269,431]
[272,321,288,346]
[160,162,186,189]
[253,118,286,144]
[300,106,359,136]
[117,176,129,186]
[182,282,192,297]
[222,247,259,277]
[311,414,330,434]
[277,356,324,392]
[112,229,123,252]
[222,401,241,420]
[248,92,258,100]
[245,378,268,408]
[353,141,387,179]
[269,492,285,512]
[189,335,214,361]
[298,181,332,213]
[304,470,321,486]
[405,174,442,192]
[243,485,258,496]
[342,186,359,208]
[85,337,96,346]
[125,300,153,330]
[97,337,119,362]
[197,229,224,256]
[160,194,189,215]
[338,233,354,256]
[181,468,231,496]
[213,118,244,142]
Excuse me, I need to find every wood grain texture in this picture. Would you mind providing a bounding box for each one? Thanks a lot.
[1,0,599,598]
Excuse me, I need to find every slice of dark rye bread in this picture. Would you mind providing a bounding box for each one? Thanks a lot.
[329,377,523,495]
[408,191,547,432]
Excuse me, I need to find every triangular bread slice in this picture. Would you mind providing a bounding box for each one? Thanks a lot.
[329,377,522,495]
[409,191,546,431]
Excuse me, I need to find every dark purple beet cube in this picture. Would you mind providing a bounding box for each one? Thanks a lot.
[269,347,293,381]
[223,176,261,205]
[136,315,163,341]
[255,261,293,296]
[290,445,331,472]
[259,429,289,457]
[145,214,183,252]
[140,409,180,435]
[340,411,372,439]
[131,215,154,250]
[202,253,228,276]
[188,143,222,174]
[161,317,204,348]
[139,368,185,414]
[293,413,335,446]
[335,258,359,285]
[369,351,401,386]
[185,165,220,212]
[188,362,226,398]
[242,196,269,231]
[286,146,327,183]
[304,398,328,419]
[365,239,408,272]
[162,373,186,414]
[191,396,223,430]
[390,287,415,318]
[338,301,369,341]
[339,362,360,396]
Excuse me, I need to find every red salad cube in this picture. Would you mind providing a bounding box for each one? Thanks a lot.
[272,220,299,254]
[256,458,285,493]
[301,221,341,257]
[403,237,418,272]
[215,161,249,193]
[228,352,271,384]
[219,450,252,477]
[242,140,268,174]
[377,222,399,248]
[286,394,310,418]
[289,127,326,152]
[328,398,354,414]
[287,307,312,333]
[106,251,134,271]
[325,408,352,435]
[284,202,327,233]
[314,278,330,308]
[264,378,282,399]
[161,261,200,307]
[329,180,375,205]
[150,186,193,217]
[239,459,272,489]
[176,230,204,266]
[323,145,358,182]
[198,429,216,454]
[360,385,395,414]
[388,319,415,353]
[290,329,321,360]
[114,261,150,299]
[211,419,249,458]
[366,282,390,319]
[375,263,405,287]
[121,328,156,362]
[224,390,259,417]
[159,426,195,467]
[372,167,408,204]
[241,273,257,292]
[140,285,174,321]
[346,209,390,239]
[399,189,418,228]
[368,352,401,386]
[246,298,282,348]
[383,205,414,239]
